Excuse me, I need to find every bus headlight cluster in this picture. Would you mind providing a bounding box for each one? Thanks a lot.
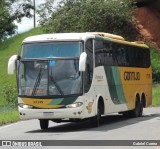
[19,103,33,109]
[66,102,83,108]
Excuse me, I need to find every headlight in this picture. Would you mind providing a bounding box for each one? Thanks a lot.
[19,103,33,109]
[66,102,83,108]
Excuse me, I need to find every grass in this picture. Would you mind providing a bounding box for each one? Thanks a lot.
[152,84,160,106]
[0,109,19,126]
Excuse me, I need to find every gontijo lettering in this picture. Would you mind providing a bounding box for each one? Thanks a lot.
[124,71,140,80]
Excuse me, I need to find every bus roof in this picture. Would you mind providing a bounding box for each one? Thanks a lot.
[22,33,95,43]
[22,32,148,48]
[94,32,149,48]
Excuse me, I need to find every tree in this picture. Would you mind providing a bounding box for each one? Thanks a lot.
[37,0,138,40]
[0,0,34,41]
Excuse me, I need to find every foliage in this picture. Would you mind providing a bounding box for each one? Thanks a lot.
[37,0,138,40]
[2,85,18,105]
[150,46,160,83]
[0,0,34,41]
[152,84,160,106]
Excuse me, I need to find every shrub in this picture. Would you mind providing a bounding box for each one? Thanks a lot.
[2,85,18,105]
[150,46,160,83]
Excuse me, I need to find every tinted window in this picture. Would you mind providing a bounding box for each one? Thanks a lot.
[84,39,93,93]
[22,42,82,58]
[95,39,150,68]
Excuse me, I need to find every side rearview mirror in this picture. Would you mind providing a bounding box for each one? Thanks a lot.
[8,55,19,74]
[79,52,87,72]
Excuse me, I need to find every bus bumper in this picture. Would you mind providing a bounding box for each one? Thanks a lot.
[18,106,84,120]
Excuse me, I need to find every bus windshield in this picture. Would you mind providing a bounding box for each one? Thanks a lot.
[22,42,82,58]
[18,59,82,97]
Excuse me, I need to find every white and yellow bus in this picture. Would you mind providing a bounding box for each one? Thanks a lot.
[8,32,152,129]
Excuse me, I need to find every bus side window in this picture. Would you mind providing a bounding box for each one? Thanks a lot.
[144,49,151,67]
[103,41,114,66]
[95,40,104,67]
[84,39,93,93]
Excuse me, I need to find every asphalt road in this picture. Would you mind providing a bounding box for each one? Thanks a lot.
[0,107,160,149]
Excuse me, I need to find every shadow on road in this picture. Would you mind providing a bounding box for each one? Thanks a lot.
[26,111,160,133]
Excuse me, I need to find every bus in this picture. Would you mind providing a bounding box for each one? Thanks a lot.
[8,32,152,129]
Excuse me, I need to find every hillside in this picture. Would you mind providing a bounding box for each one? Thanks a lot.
[135,0,160,49]
[0,27,43,105]
[134,1,160,82]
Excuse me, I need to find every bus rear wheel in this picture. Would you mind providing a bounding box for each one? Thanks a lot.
[139,101,143,117]
[39,119,49,130]
[131,97,140,117]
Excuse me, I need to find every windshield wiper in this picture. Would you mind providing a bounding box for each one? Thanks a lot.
[50,75,64,95]
[32,65,43,96]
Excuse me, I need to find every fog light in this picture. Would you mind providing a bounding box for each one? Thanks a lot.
[66,102,83,108]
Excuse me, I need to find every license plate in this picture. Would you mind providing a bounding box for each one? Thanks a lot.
[43,112,54,116]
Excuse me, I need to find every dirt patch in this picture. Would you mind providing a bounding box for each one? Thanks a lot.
[135,7,160,49]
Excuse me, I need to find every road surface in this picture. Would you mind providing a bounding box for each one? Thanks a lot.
[0,107,160,149]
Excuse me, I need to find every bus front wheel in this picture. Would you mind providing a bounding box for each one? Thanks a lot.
[39,119,49,130]
[90,104,101,127]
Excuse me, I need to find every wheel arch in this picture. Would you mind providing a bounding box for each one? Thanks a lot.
[95,95,105,115]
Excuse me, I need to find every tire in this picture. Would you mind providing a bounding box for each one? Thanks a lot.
[122,111,130,117]
[131,98,140,118]
[90,104,101,127]
[39,119,49,130]
[139,102,143,117]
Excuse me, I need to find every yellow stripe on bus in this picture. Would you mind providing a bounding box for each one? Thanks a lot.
[21,98,64,109]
